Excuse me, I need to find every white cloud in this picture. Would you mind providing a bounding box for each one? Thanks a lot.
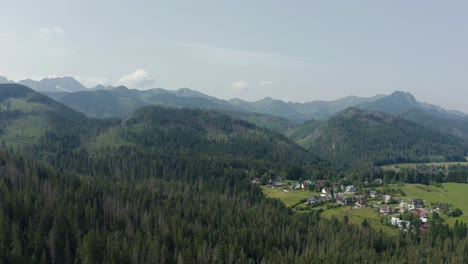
[231,81,249,92]
[116,69,157,89]
[258,81,278,87]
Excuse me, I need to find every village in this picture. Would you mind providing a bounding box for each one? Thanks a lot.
[254,177,447,231]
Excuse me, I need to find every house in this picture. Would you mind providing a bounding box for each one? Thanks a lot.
[384,195,393,204]
[307,196,318,205]
[274,181,286,188]
[302,180,314,190]
[415,209,427,217]
[322,187,331,195]
[369,190,378,198]
[316,179,326,185]
[345,185,357,193]
[337,195,355,205]
[380,205,392,214]
[411,199,424,209]
[293,184,301,190]
[355,197,367,207]
[391,217,411,229]
[251,178,261,184]
[373,178,384,185]
[399,201,409,209]
[398,220,411,229]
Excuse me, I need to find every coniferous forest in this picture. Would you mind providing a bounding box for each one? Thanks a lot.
[0,84,468,263]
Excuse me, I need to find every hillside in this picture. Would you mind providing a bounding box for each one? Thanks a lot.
[358,91,468,141]
[0,84,89,151]
[229,95,384,122]
[0,84,316,173]
[18,76,87,92]
[1,86,468,263]
[289,108,467,167]
[43,87,296,132]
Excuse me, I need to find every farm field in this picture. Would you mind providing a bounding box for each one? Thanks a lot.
[381,160,468,171]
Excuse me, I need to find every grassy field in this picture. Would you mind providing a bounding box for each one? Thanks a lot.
[0,115,48,149]
[260,185,400,235]
[391,183,468,225]
[260,186,316,207]
[261,182,468,235]
[321,206,399,236]
[381,160,468,171]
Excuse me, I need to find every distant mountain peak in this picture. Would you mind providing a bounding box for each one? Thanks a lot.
[390,91,417,102]
[0,76,14,84]
[17,76,86,92]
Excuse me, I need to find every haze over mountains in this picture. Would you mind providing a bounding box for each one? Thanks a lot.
[1,75,465,119]
[2,75,468,144]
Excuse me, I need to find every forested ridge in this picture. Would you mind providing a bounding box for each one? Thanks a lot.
[1,84,468,263]
[289,108,467,168]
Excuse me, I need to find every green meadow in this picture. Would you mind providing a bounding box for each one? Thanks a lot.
[392,183,468,225]
[260,186,316,207]
[381,161,468,172]
[261,183,468,229]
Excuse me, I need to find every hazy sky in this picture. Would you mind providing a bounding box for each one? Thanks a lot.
[1,1,468,111]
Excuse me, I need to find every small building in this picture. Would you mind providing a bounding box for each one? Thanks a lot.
[373,178,384,185]
[337,195,355,205]
[274,181,286,187]
[411,199,424,209]
[307,196,318,205]
[391,217,411,229]
[384,195,393,204]
[345,185,357,193]
[251,178,261,184]
[369,190,378,198]
[380,205,392,214]
[322,187,331,195]
[356,197,367,207]
[316,179,326,185]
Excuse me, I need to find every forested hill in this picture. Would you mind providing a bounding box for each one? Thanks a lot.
[1,88,468,262]
[0,83,85,118]
[289,108,467,168]
[0,84,321,177]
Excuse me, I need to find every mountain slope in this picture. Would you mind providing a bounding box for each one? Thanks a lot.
[44,87,297,132]
[358,91,468,141]
[47,86,242,117]
[0,84,93,154]
[18,76,87,92]
[0,84,316,170]
[289,108,467,167]
[229,95,384,122]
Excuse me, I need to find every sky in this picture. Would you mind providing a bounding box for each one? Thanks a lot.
[1,0,468,112]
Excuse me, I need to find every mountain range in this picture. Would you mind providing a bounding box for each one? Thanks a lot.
[1,83,467,169]
[2,75,468,147]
